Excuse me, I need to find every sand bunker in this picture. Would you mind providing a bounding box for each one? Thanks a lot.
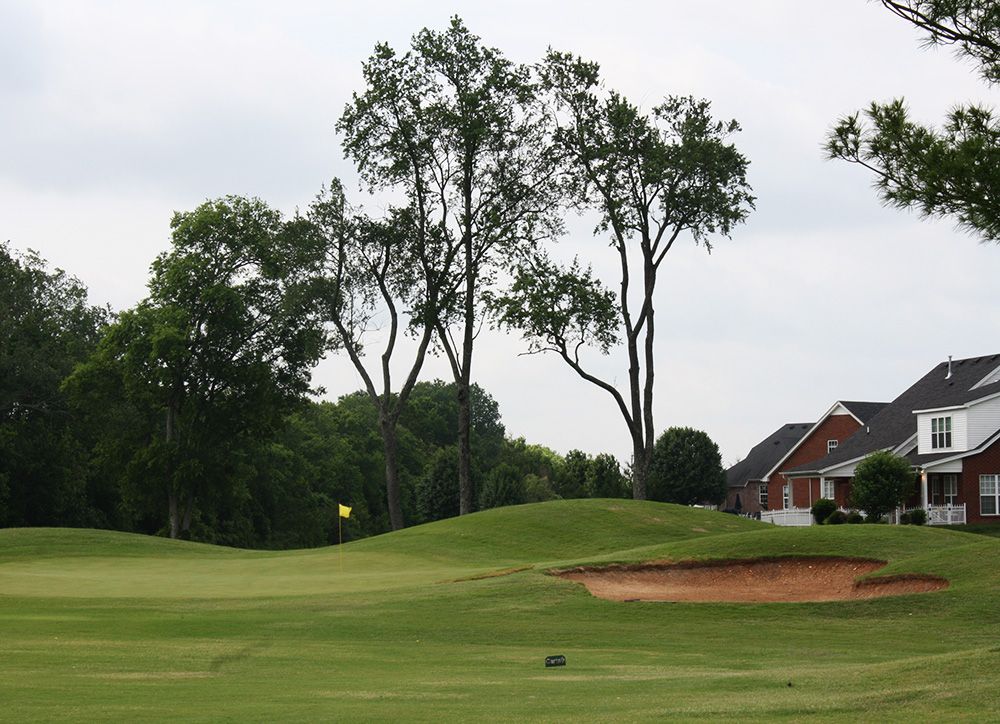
[554,557,948,603]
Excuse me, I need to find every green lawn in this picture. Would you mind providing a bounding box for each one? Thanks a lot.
[2,499,999,721]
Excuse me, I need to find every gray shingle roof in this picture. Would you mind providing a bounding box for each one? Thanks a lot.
[840,401,889,424]
[789,354,1000,474]
[727,422,812,488]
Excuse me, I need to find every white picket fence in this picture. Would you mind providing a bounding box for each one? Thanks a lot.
[763,504,966,527]
[759,508,814,526]
[927,504,966,525]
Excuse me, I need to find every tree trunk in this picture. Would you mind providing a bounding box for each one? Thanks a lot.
[165,401,180,538]
[632,435,650,501]
[168,489,180,539]
[456,378,474,515]
[180,493,194,540]
[380,415,405,530]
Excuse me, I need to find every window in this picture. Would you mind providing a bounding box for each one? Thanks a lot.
[931,416,952,449]
[980,475,999,516]
[758,483,768,509]
[782,484,789,509]
[821,479,835,500]
[944,474,958,506]
[827,439,838,454]
[931,477,942,505]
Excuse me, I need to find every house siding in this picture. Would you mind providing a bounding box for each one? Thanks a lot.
[958,435,1000,525]
[968,395,1000,449]
[768,414,862,509]
[917,410,968,454]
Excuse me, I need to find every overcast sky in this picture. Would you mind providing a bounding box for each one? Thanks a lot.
[2,0,998,466]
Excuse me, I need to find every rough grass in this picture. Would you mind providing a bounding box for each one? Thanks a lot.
[2,499,999,721]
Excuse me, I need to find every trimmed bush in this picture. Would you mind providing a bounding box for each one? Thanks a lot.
[825,510,848,525]
[908,508,927,526]
[811,498,837,524]
[850,451,915,522]
[846,511,864,524]
[899,511,911,525]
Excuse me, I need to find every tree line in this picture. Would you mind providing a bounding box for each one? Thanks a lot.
[1,238,639,545]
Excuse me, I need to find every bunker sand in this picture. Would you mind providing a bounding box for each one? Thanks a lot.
[554,557,948,602]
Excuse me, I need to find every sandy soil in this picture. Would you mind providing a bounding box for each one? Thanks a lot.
[553,557,948,603]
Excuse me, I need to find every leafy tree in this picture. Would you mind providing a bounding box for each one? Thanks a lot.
[339,17,561,516]
[70,197,326,539]
[555,449,591,499]
[647,427,726,505]
[493,52,753,499]
[585,453,630,499]
[307,182,437,530]
[850,450,915,522]
[416,445,461,523]
[827,1,1000,242]
[478,463,526,510]
[0,242,109,527]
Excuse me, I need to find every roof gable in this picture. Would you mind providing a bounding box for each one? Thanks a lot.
[790,354,1000,474]
[727,422,811,488]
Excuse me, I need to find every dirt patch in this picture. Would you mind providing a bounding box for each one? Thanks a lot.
[552,557,948,603]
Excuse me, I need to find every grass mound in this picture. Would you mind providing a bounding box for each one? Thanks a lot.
[2,500,1000,720]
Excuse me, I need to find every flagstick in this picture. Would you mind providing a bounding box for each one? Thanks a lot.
[338,512,343,572]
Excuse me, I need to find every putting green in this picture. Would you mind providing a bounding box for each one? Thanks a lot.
[2,499,999,721]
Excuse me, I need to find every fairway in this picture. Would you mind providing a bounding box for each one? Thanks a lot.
[3,499,1000,721]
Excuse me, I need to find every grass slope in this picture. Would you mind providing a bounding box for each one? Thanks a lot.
[2,500,999,721]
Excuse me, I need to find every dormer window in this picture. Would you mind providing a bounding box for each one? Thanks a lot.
[931,416,952,449]
[827,439,838,454]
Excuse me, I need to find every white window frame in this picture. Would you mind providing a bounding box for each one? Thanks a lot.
[782,484,789,510]
[827,439,838,454]
[821,479,835,500]
[758,483,768,508]
[931,416,953,450]
[943,474,958,506]
[980,474,999,516]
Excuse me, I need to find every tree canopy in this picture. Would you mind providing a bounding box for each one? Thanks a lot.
[647,427,726,506]
[827,0,1000,242]
[69,197,327,538]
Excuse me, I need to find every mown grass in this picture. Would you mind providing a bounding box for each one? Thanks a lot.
[2,499,999,721]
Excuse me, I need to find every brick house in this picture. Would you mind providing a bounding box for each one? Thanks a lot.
[785,354,1000,525]
[724,422,810,514]
[726,402,885,515]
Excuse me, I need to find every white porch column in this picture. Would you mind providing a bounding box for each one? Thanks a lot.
[920,470,929,509]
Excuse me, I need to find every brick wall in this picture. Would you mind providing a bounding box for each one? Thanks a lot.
[766,414,862,509]
[958,436,1000,525]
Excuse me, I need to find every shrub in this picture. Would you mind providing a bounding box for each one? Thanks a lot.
[811,498,837,524]
[846,511,864,524]
[825,510,848,525]
[908,508,927,526]
[899,511,911,525]
[850,451,915,522]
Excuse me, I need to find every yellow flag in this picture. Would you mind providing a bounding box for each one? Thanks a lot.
[338,503,352,519]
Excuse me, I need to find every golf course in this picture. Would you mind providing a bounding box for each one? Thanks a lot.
[3,499,1000,721]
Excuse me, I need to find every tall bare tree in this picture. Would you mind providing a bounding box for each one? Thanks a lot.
[492,52,754,499]
[338,18,561,514]
[306,182,442,530]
